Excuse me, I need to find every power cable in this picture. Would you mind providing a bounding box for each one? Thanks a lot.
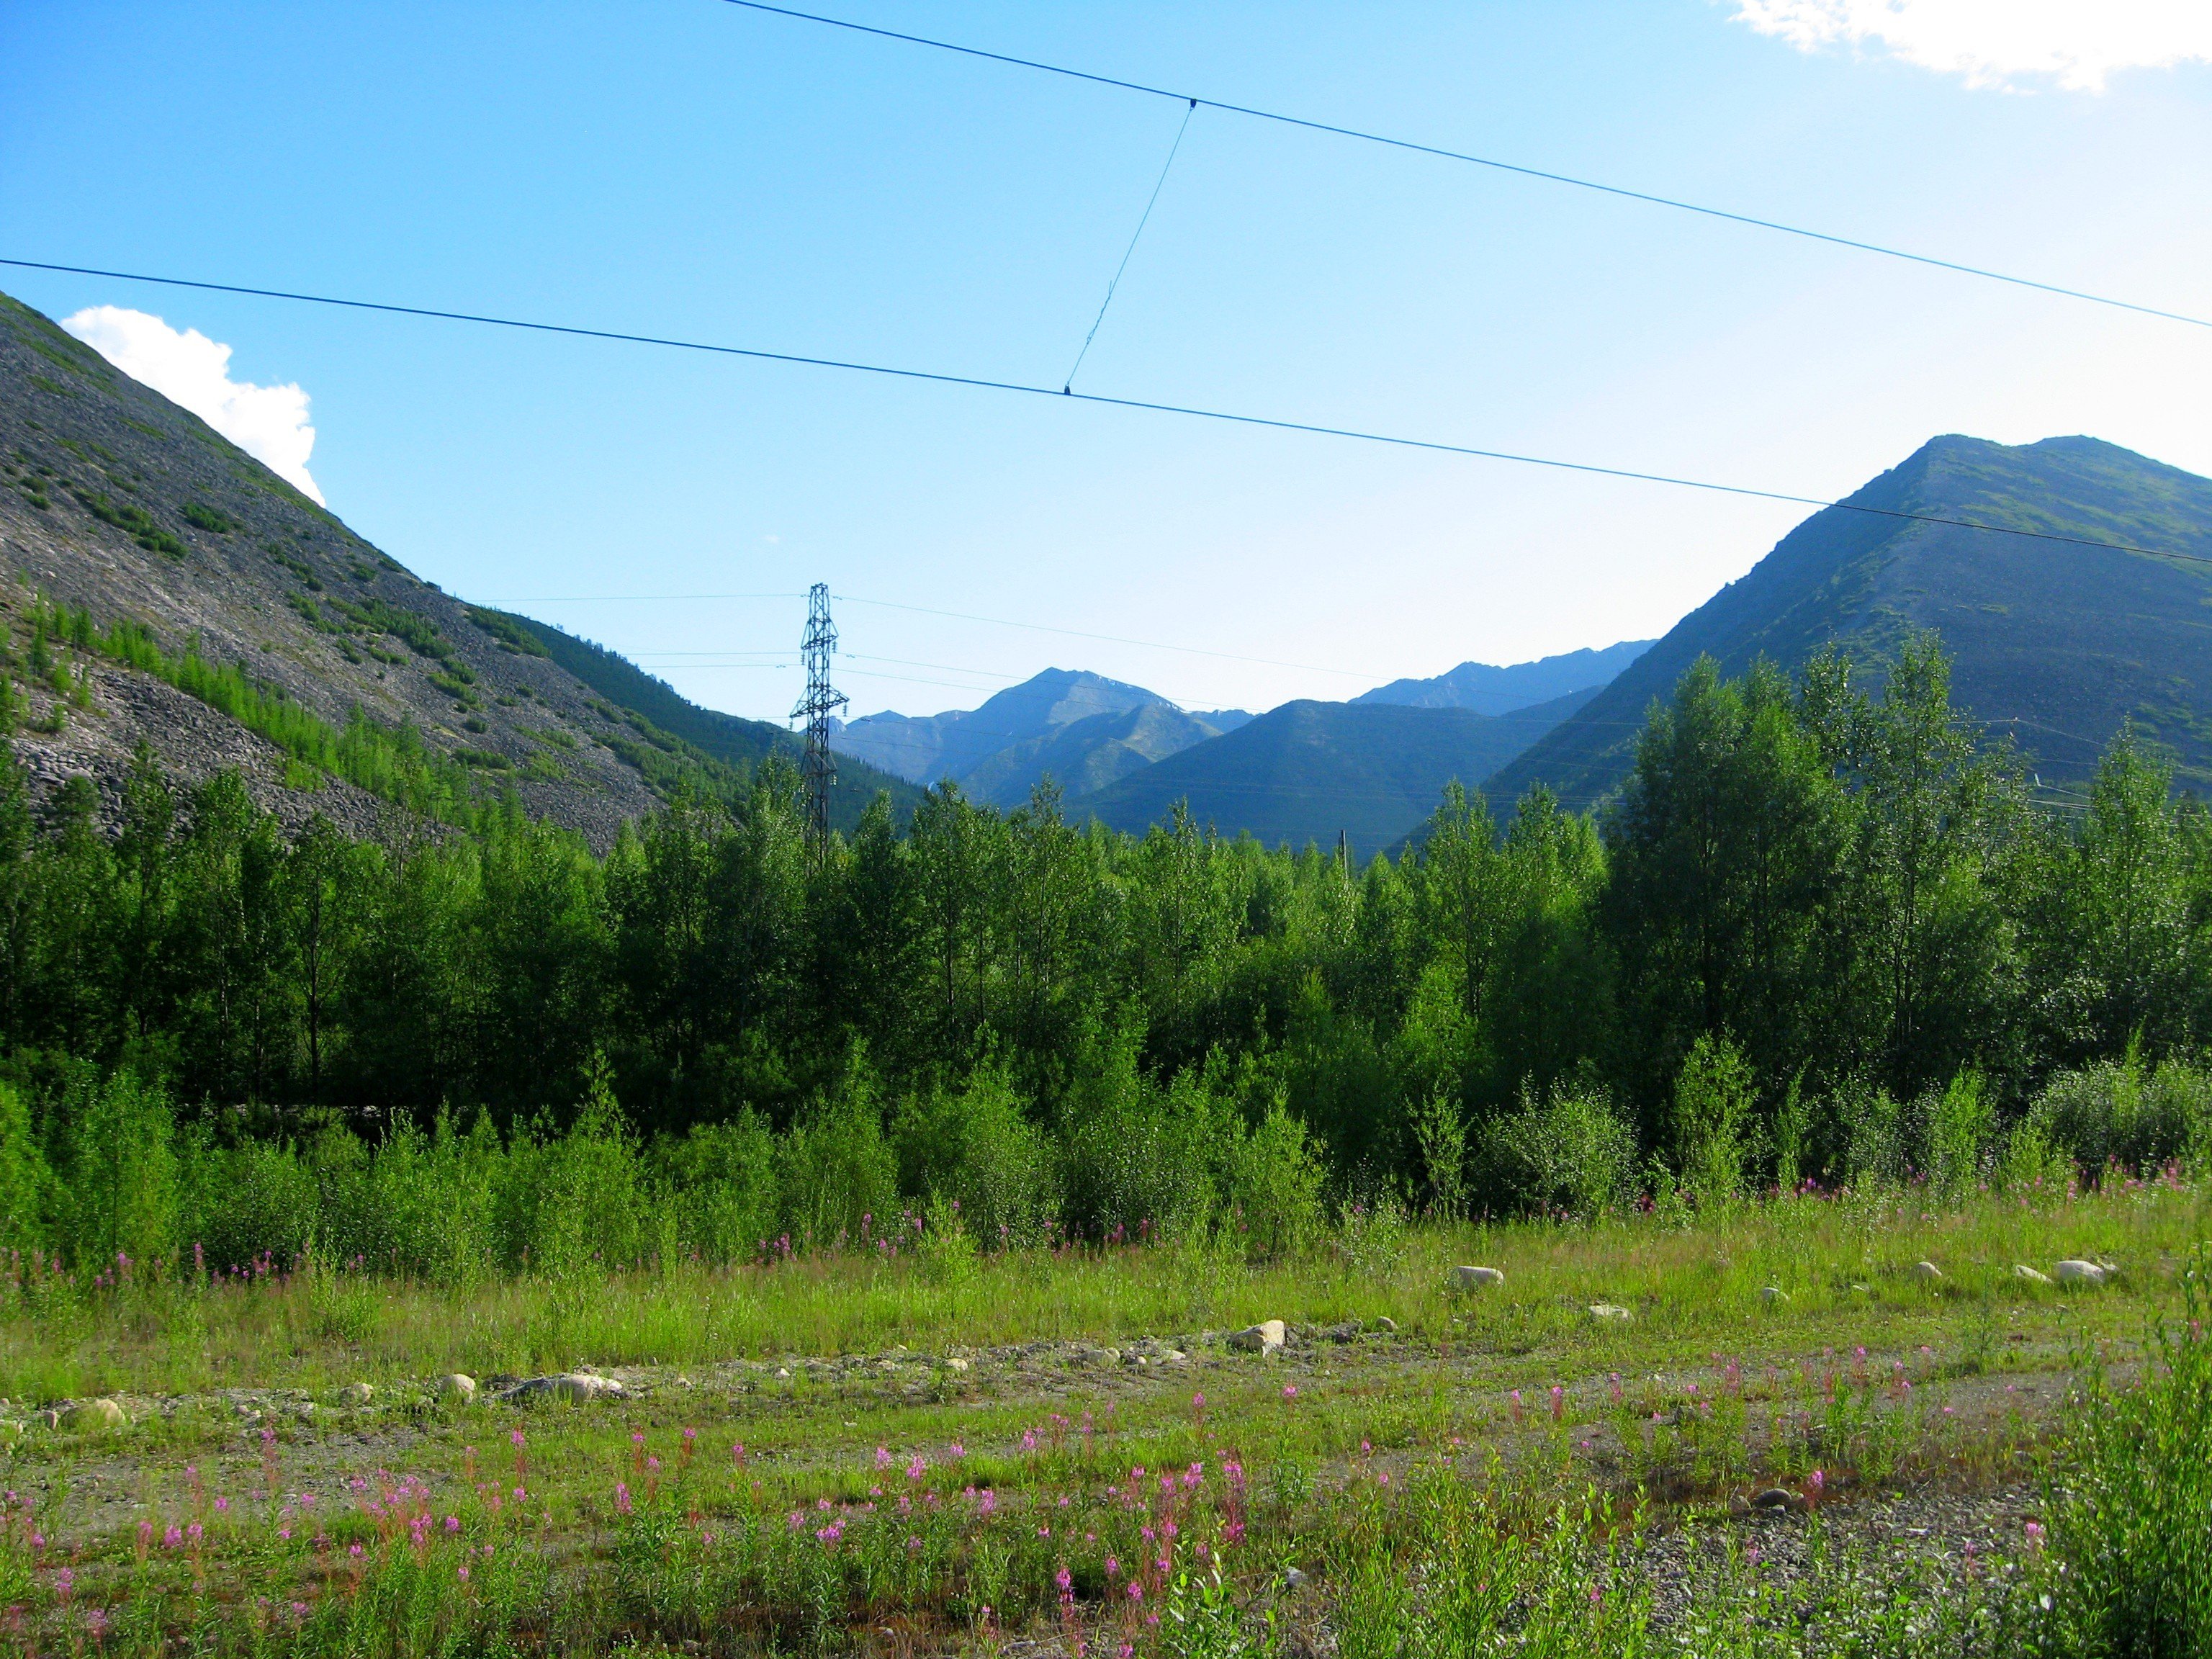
[719,0,2211,332]
[1066,98,1196,392]
[10,256,2208,568]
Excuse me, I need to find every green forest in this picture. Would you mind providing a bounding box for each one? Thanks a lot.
[1,631,2206,1278]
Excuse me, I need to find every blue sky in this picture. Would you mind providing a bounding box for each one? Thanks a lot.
[3,1,2208,723]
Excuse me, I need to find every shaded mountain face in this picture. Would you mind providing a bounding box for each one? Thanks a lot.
[1070,687,1598,856]
[0,288,907,843]
[1355,638,1653,714]
[831,667,1243,808]
[1485,435,2212,811]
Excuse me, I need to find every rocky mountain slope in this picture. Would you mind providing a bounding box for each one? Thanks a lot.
[0,287,908,842]
[1485,435,2212,811]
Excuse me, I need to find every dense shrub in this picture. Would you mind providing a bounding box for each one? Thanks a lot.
[776,1073,899,1250]
[893,1064,1057,1249]
[1476,1079,1637,1218]
[0,1082,47,1251]
[1671,1035,1753,1208]
[2042,1245,2212,1654]
[2028,1054,2212,1179]
[60,1069,176,1269]
[654,1112,778,1262]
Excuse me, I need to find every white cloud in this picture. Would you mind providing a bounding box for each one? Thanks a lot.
[60,306,327,505]
[1730,0,2212,91]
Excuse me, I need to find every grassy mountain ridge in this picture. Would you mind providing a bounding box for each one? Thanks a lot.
[0,286,888,843]
[1485,434,2212,810]
[1070,687,1600,855]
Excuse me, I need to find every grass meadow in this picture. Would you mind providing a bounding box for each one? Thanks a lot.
[1,1174,2206,1656]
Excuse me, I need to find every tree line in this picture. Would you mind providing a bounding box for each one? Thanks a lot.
[0,631,2205,1240]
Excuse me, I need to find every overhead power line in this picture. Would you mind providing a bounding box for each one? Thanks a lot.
[720,0,2211,332]
[1066,96,1196,392]
[9,256,2208,570]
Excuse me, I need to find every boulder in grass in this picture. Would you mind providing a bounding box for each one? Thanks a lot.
[1760,1286,1790,1305]
[436,1374,477,1405]
[1911,1262,1943,1282]
[60,1398,127,1431]
[1228,1320,1287,1354]
[501,1372,628,1405]
[2054,1259,2108,1287]
[1448,1265,1506,1293]
[1588,1303,1633,1323]
[2013,1264,2054,1286]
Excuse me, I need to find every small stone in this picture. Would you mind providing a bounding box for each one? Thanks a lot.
[776,1367,791,1379]
[1322,1321,1363,1344]
[1449,1265,1506,1293]
[60,1398,128,1431]
[1911,1262,1943,1282]
[1588,1303,1633,1322]
[944,1357,970,1373]
[1750,1487,1802,1512]
[1370,1316,1398,1334]
[1282,1565,1308,1589]
[2013,1264,2053,1285]
[2054,1259,2108,1287]
[337,1382,374,1408]
[1759,1286,1790,1305]
[1228,1319,1287,1354]
[436,1374,477,1405]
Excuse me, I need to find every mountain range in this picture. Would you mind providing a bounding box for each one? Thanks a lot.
[9,279,2207,856]
[832,642,1643,847]
[830,668,1249,809]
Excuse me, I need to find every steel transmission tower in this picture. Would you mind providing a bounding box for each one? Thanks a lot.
[791,583,848,858]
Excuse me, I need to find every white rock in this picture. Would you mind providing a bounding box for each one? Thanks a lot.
[60,1397,127,1431]
[1760,1286,1790,1305]
[503,1371,627,1405]
[943,1357,970,1374]
[1449,1265,1506,1292]
[1911,1262,1943,1282]
[436,1374,477,1405]
[2054,1259,2108,1287]
[2013,1264,2053,1285]
[1228,1319,1287,1354]
[1588,1304,1633,1322]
